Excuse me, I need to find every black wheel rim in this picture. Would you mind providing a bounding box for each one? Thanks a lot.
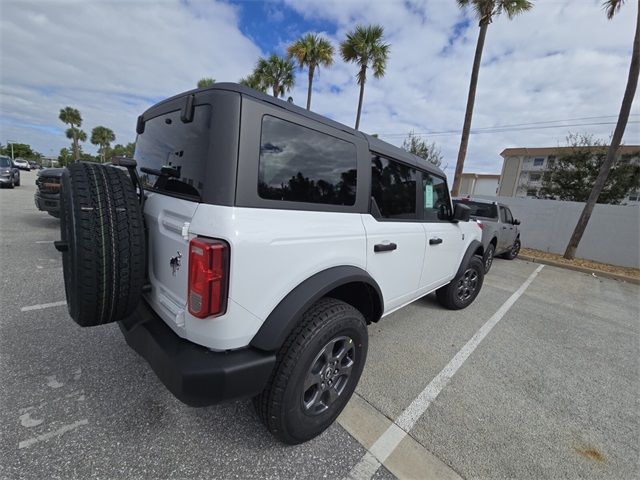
[485,248,494,270]
[512,240,520,256]
[302,336,355,416]
[457,268,479,302]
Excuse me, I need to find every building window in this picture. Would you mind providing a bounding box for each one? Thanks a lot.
[371,156,417,219]
[533,157,544,167]
[547,155,556,167]
[529,173,541,182]
[527,189,538,197]
[258,116,357,205]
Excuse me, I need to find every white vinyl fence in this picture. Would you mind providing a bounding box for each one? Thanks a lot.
[474,196,640,268]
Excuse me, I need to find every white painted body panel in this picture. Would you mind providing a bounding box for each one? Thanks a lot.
[144,193,481,351]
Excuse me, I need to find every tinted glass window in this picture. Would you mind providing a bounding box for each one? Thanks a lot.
[453,200,497,219]
[135,105,212,200]
[258,116,357,205]
[533,157,544,166]
[500,206,510,222]
[0,157,11,168]
[423,173,451,221]
[371,156,417,219]
[504,207,513,223]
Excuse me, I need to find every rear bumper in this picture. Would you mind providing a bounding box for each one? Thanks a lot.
[118,302,275,407]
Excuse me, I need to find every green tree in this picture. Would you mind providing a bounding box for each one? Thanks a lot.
[255,54,295,98]
[401,132,443,167]
[111,142,135,158]
[564,0,639,259]
[287,33,334,110]
[57,147,73,166]
[91,126,116,163]
[0,142,37,160]
[239,71,267,93]
[340,25,390,130]
[59,106,84,161]
[197,77,215,88]
[539,133,640,204]
[451,0,533,196]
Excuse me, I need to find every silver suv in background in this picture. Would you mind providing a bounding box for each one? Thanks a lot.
[453,197,521,273]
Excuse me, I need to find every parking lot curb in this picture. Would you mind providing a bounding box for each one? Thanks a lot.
[518,255,640,285]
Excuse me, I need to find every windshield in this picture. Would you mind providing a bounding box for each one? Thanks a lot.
[134,105,212,201]
[453,200,498,219]
[0,157,11,168]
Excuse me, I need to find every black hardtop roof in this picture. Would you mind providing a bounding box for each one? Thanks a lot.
[142,82,446,177]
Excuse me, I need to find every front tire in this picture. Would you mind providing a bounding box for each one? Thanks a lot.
[503,238,521,260]
[483,243,495,274]
[436,256,485,310]
[254,298,368,444]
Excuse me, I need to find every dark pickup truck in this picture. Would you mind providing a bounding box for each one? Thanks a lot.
[35,168,64,218]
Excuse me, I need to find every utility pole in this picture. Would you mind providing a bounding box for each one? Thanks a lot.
[7,139,17,160]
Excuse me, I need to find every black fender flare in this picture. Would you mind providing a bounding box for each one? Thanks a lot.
[250,266,383,352]
[454,240,483,278]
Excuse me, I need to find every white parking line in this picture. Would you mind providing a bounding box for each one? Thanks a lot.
[20,300,67,312]
[347,265,545,480]
[18,419,88,449]
[35,240,54,244]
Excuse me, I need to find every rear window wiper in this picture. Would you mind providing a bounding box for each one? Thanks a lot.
[140,165,181,178]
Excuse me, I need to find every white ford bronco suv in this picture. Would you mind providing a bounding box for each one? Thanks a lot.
[55,83,485,444]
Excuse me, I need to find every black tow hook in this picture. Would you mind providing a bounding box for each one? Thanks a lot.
[54,240,68,252]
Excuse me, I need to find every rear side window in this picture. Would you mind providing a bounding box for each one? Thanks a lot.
[453,200,497,219]
[258,116,357,205]
[371,156,417,219]
[135,105,212,200]
[422,173,451,221]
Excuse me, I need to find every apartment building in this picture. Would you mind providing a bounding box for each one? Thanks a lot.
[458,173,499,196]
[497,146,640,204]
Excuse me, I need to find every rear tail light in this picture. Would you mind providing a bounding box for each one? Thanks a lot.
[476,220,485,230]
[188,237,229,319]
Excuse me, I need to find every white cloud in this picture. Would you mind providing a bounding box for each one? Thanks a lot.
[281,0,639,176]
[1,0,262,155]
[0,0,638,178]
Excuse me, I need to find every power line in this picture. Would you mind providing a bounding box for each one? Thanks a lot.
[377,114,640,138]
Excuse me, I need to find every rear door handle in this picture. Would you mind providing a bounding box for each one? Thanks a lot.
[429,238,443,245]
[374,242,397,253]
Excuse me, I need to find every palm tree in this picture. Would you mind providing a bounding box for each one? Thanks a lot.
[287,33,334,110]
[255,55,295,98]
[239,71,267,93]
[564,0,639,259]
[340,25,390,130]
[59,106,83,161]
[197,78,215,88]
[451,0,533,196]
[66,128,86,155]
[91,126,116,163]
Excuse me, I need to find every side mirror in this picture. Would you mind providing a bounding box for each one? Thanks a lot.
[452,202,470,222]
[513,219,521,225]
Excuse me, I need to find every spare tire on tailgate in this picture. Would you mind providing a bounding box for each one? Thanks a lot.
[58,162,145,327]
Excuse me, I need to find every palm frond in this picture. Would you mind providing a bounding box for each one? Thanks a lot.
[603,0,625,19]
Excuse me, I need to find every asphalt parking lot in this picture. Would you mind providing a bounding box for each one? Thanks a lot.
[1,170,638,480]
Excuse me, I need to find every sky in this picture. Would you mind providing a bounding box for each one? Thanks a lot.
[1,0,638,177]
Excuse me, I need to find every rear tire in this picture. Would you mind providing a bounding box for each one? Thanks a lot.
[59,162,145,327]
[253,298,368,444]
[436,256,484,310]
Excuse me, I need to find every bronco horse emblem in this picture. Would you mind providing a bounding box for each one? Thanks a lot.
[169,251,182,276]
